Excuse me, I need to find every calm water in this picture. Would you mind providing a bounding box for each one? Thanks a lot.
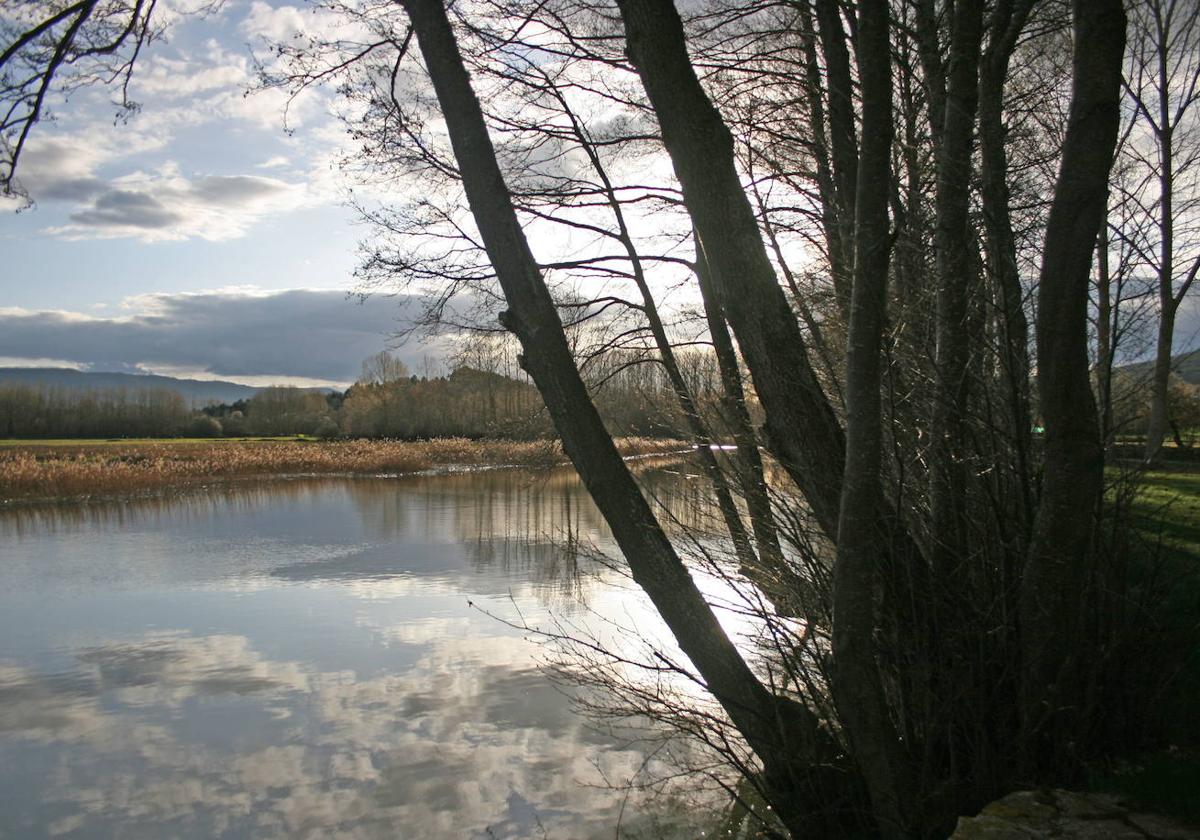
[0,463,721,839]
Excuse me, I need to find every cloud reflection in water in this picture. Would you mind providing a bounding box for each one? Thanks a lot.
[0,464,718,838]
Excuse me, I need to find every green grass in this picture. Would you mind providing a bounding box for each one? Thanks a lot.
[1125,469,1200,563]
[1088,465,1200,824]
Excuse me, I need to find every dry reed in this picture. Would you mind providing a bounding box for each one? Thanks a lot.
[0,437,686,502]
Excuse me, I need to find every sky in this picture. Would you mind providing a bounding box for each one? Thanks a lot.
[2,1,1197,390]
[0,0,435,388]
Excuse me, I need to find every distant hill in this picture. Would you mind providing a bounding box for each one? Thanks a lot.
[0,368,320,407]
[1118,350,1200,386]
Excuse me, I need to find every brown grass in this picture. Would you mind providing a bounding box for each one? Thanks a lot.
[0,437,686,503]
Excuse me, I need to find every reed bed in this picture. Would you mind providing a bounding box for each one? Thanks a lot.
[0,437,685,502]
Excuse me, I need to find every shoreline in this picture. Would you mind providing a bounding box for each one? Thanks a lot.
[0,437,690,506]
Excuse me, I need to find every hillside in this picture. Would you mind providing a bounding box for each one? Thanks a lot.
[0,368,264,406]
[1118,350,1200,386]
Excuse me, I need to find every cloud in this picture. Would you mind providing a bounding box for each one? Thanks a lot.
[240,2,309,43]
[4,37,336,238]
[132,51,248,98]
[8,132,316,241]
[50,170,307,241]
[9,134,163,204]
[190,174,290,205]
[70,190,183,230]
[0,289,465,385]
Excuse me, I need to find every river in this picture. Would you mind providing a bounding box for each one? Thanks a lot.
[0,461,728,839]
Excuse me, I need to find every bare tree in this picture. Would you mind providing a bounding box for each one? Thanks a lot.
[827,2,909,834]
[1120,0,1200,462]
[3,0,1152,834]
[391,1,851,834]
[358,350,410,385]
[0,0,179,198]
[1020,0,1125,772]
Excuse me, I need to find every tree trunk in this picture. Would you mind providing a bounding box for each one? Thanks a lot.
[616,0,848,542]
[1096,220,1115,448]
[556,84,761,570]
[1020,0,1125,772]
[813,0,858,318]
[829,2,910,836]
[1145,25,1177,464]
[930,0,985,575]
[796,0,846,322]
[694,244,788,591]
[397,0,851,832]
[979,0,1035,534]
[1145,297,1176,463]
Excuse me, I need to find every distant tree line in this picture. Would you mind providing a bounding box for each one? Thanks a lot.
[0,350,730,440]
[0,385,196,439]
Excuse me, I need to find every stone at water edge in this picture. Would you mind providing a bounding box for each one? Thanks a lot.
[950,789,1199,839]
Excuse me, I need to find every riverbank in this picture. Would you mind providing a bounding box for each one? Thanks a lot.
[0,437,686,503]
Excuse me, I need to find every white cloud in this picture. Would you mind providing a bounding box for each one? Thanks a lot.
[133,51,249,98]
[239,2,309,44]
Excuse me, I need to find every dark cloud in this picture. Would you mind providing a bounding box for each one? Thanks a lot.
[70,190,183,230]
[0,290,461,383]
[7,137,111,203]
[189,175,288,206]
[37,176,107,202]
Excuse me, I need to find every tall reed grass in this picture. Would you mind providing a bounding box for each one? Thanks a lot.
[0,437,685,502]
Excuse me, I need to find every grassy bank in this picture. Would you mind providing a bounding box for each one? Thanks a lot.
[1124,468,1200,562]
[0,437,686,503]
[1086,465,1200,823]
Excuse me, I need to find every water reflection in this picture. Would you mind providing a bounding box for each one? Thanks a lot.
[0,461,716,839]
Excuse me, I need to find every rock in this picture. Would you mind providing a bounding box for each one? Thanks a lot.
[1053,789,1126,819]
[1056,818,1146,839]
[980,790,1058,821]
[951,790,1200,840]
[1127,813,1200,839]
[951,814,1043,839]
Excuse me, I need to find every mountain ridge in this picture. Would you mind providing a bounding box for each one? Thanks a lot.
[0,368,333,407]
[1118,349,1200,386]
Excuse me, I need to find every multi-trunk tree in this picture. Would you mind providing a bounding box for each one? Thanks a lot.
[2,0,1155,836]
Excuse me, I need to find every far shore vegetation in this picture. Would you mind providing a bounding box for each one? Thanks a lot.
[0,436,685,503]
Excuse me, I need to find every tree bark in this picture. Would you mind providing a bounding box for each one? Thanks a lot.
[1145,11,1177,463]
[813,0,858,317]
[979,0,1035,534]
[1020,0,1125,769]
[930,0,985,575]
[796,0,847,321]
[829,2,910,836]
